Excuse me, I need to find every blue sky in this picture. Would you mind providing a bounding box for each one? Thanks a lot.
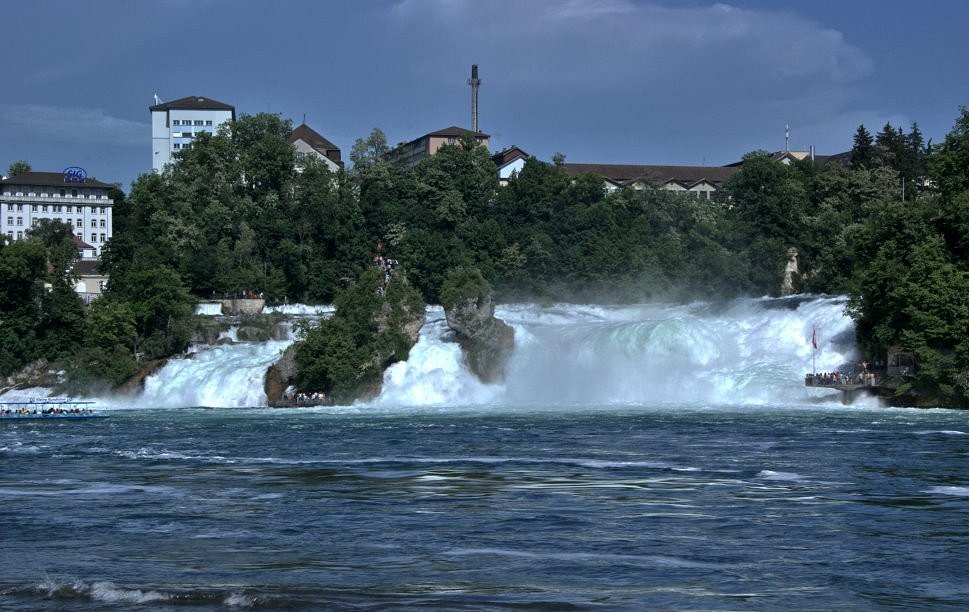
[1,0,967,191]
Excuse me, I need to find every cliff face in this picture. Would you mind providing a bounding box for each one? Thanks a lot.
[445,292,515,383]
[264,343,298,405]
[356,293,426,401]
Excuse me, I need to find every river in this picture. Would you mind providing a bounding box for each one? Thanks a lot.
[1,297,967,609]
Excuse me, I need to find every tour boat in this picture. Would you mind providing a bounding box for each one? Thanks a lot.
[0,399,108,420]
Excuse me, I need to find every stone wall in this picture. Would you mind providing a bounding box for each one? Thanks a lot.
[218,299,265,315]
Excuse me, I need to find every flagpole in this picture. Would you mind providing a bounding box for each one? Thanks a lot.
[812,327,817,375]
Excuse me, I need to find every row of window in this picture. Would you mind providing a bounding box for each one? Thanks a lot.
[172,119,213,126]
[5,203,108,213]
[5,217,107,228]
[2,189,106,198]
[7,228,107,244]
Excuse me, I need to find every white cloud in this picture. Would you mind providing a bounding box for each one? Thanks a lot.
[0,105,147,147]
[389,1,872,91]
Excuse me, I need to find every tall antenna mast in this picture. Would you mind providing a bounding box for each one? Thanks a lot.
[785,123,790,152]
[468,64,481,132]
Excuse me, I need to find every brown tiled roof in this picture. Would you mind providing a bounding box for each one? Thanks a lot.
[1,171,115,190]
[73,259,101,275]
[71,234,95,250]
[288,123,343,165]
[492,146,529,166]
[562,163,740,186]
[149,95,235,113]
[426,126,490,139]
[725,150,853,167]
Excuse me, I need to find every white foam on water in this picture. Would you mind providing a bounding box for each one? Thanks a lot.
[758,470,809,481]
[194,302,223,316]
[925,486,969,497]
[264,303,334,317]
[132,340,293,408]
[89,581,170,604]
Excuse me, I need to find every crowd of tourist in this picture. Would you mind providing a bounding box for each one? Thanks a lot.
[374,253,399,296]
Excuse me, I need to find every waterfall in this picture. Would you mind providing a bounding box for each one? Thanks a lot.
[105,296,856,408]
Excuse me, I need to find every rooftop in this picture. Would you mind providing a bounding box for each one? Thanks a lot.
[149,95,235,113]
[561,163,740,186]
[288,123,343,165]
[1,171,116,190]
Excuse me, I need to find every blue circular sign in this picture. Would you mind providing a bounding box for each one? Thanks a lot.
[62,166,87,183]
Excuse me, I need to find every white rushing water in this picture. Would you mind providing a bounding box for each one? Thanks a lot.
[82,295,857,409]
[380,295,857,407]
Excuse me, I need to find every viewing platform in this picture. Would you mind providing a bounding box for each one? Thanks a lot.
[805,374,874,404]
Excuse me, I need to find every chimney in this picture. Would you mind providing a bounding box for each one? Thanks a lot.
[468,64,481,133]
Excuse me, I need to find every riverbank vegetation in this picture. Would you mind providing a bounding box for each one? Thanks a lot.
[1,107,967,405]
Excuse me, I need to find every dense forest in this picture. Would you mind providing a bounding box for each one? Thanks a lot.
[1,107,968,405]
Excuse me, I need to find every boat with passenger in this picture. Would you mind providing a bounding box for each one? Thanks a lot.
[0,398,108,420]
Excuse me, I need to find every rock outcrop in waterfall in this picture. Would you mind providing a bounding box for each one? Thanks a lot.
[440,267,515,383]
[290,267,425,405]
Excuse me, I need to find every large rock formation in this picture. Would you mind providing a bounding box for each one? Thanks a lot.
[116,358,170,395]
[780,247,799,296]
[264,344,298,405]
[288,267,426,405]
[1,359,60,393]
[442,270,515,383]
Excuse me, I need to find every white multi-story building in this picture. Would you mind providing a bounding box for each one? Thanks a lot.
[0,171,115,259]
[150,95,235,172]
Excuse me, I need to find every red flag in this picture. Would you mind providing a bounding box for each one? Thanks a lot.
[811,328,818,350]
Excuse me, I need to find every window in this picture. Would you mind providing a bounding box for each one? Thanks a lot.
[16,204,22,211]
[32,205,38,212]
[59,189,65,197]
[205,120,212,126]
[16,231,22,239]
[6,204,11,211]
[174,143,181,149]
[5,231,11,238]
[76,220,82,228]
[194,120,203,126]
[16,218,22,226]
[53,205,61,212]
[66,206,72,213]
[100,233,105,242]
[172,119,180,126]
[42,206,48,212]
[91,234,97,242]
[100,219,105,227]
[31,219,38,226]
[71,189,78,197]
[6,217,11,225]
[91,220,97,227]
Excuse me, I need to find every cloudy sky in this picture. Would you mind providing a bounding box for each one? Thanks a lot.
[1,0,966,190]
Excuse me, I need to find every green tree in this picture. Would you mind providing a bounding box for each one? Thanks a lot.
[6,160,31,178]
[850,125,874,169]
[0,239,46,375]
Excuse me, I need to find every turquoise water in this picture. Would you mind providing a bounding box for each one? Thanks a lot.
[2,404,968,609]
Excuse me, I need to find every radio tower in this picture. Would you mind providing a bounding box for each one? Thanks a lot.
[468,64,481,132]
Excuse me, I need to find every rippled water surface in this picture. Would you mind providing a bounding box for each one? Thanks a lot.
[2,405,969,609]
